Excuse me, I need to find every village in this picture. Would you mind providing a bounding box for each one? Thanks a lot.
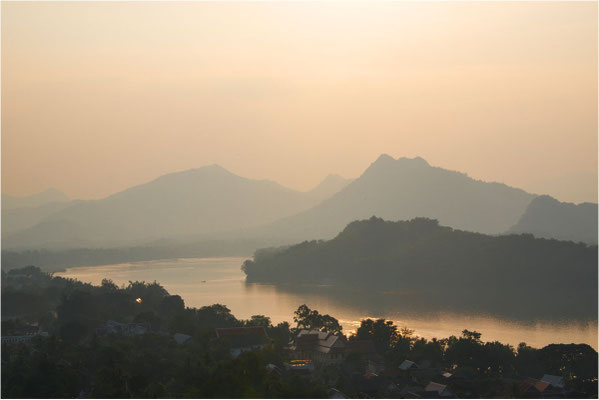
[210,326,576,399]
[1,321,581,398]
[1,269,596,398]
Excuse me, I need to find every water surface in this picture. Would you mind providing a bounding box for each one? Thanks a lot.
[56,257,598,349]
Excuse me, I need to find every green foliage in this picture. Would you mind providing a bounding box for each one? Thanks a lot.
[246,314,272,327]
[1,268,597,398]
[196,304,238,329]
[352,318,398,354]
[267,322,292,351]
[293,304,343,334]
[242,217,598,319]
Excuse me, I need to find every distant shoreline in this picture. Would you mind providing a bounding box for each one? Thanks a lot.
[1,242,259,273]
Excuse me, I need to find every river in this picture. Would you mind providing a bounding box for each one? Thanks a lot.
[55,256,598,349]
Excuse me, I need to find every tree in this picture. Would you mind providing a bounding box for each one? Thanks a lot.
[100,279,118,291]
[482,341,515,376]
[125,281,168,309]
[197,304,238,328]
[159,295,185,316]
[444,330,486,372]
[462,329,483,343]
[246,315,271,327]
[538,344,598,395]
[267,322,291,350]
[293,304,342,334]
[352,318,398,354]
[411,337,445,366]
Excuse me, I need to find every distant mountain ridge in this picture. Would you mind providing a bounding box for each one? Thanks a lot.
[2,201,79,235]
[2,188,69,210]
[1,165,341,250]
[251,154,536,243]
[508,195,598,244]
[305,174,353,203]
[3,155,596,252]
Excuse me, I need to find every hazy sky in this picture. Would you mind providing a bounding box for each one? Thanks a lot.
[2,2,597,203]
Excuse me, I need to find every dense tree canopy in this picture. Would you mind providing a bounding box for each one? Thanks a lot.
[243,217,597,319]
[293,304,343,334]
[2,266,597,398]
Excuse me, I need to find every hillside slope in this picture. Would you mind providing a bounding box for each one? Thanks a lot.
[254,155,536,242]
[243,217,597,316]
[2,188,69,210]
[508,195,598,244]
[2,165,317,249]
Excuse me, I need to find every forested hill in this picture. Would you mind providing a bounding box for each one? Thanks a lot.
[242,217,597,308]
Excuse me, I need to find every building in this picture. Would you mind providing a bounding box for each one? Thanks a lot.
[1,332,48,345]
[173,333,192,345]
[1,335,34,345]
[95,320,150,336]
[540,375,565,390]
[289,330,347,365]
[266,363,283,376]
[215,326,270,357]
[424,382,453,397]
[346,339,385,372]
[284,360,315,375]
[519,376,566,398]
[399,360,420,370]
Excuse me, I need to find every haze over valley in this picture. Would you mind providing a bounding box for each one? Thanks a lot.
[2,155,596,261]
[2,2,597,398]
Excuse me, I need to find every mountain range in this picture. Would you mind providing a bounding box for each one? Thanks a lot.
[249,154,538,243]
[2,188,69,210]
[2,155,597,251]
[509,195,598,244]
[2,165,348,249]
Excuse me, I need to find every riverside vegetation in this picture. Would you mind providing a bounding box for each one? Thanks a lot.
[2,266,597,398]
[242,217,597,320]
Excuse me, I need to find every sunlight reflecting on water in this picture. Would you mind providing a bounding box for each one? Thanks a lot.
[56,257,598,349]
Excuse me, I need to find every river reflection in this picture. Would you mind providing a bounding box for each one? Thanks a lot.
[56,257,598,349]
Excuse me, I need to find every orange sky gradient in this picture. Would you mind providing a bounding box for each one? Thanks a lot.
[2,2,597,203]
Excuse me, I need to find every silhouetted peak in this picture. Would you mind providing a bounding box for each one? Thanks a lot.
[398,156,430,167]
[306,173,353,201]
[531,195,559,204]
[185,164,234,177]
[362,154,396,174]
[363,154,432,177]
[373,153,395,165]
[321,173,347,183]
[203,163,228,172]
[370,154,431,169]
[146,164,237,188]
[529,195,597,209]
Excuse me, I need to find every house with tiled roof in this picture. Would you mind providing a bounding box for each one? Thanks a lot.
[288,329,347,364]
[540,374,565,390]
[399,360,419,370]
[519,376,565,398]
[424,381,453,397]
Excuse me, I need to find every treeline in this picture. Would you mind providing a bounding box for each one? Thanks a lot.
[1,238,263,272]
[1,267,597,398]
[1,266,322,398]
[347,316,597,397]
[1,266,287,343]
[242,217,597,308]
